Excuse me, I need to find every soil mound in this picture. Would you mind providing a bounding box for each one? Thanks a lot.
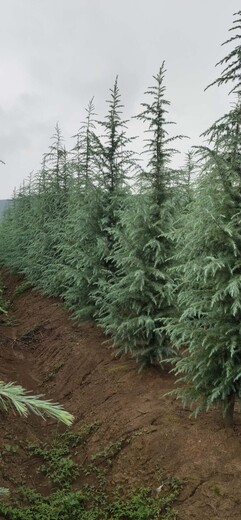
[0,268,241,519]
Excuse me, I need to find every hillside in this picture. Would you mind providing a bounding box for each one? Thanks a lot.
[0,269,240,518]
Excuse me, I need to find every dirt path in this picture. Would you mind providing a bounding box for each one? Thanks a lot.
[1,269,241,519]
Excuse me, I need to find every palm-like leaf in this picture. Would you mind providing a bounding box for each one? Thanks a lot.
[0,381,74,426]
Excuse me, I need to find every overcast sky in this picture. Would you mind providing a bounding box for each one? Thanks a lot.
[0,0,240,198]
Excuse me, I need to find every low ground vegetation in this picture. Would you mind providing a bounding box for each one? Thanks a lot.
[0,424,181,520]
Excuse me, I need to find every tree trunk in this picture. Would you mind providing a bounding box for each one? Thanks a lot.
[223,393,235,426]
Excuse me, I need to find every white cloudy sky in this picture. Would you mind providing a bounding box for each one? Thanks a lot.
[0,0,240,198]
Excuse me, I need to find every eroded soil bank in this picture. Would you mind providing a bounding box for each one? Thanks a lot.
[0,268,241,519]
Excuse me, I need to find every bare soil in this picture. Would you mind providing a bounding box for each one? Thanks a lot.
[0,268,241,519]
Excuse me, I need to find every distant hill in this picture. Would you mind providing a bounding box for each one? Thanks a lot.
[0,200,11,219]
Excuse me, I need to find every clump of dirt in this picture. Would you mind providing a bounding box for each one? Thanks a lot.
[1,268,241,519]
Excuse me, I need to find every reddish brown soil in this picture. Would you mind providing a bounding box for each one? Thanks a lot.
[0,268,241,519]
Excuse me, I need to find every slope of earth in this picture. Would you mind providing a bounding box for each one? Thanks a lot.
[0,268,241,519]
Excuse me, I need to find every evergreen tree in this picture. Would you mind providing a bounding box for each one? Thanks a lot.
[165,11,241,425]
[92,75,136,264]
[26,125,72,295]
[61,79,136,321]
[178,150,196,204]
[94,76,135,194]
[0,124,73,296]
[20,157,53,285]
[55,99,100,319]
[98,64,184,367]
[70,97,97,190]
[0,175,36,274]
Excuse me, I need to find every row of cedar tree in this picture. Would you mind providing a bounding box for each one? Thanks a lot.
[1,12,241,426]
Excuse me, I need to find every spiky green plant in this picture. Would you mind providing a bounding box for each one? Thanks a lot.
[60,79,136,321]
[165,11,241,425]
[98,64,186,367]
[0,380,74,425]
[55,99,102,319]
[70,97,97,190]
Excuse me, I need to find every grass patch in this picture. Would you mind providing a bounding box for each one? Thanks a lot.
[91,436,131,465]
[28,423,100,488]
[0,424,181,519]
[0,479,181,520]
[2,443,19,456]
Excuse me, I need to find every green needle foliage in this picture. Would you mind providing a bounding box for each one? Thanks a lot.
[0,178,34,274]
[55,99,100,319]
[60,186,105,320]
[0,283,73,434]
[0,380,74,425]
[206,10,241,96]
[91,76,137,317]
[0,124,74,298]
[165,11,241,425]
[98,64,186,367]
[31,124,72,296]
[60,79,137,321]
[70,97,97,190]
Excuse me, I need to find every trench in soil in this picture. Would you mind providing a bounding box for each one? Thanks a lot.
[0,268,241,519]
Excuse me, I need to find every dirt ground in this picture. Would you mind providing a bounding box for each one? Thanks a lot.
[0,268,241,519]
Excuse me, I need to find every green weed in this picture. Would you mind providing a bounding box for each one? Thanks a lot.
[91,436,131,463]
[2,443,19,456]
[0,480,181,520]
[27,422,100,488]
[0,425,181,519]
